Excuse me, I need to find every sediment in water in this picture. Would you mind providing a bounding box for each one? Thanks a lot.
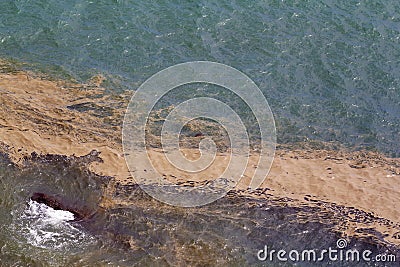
[0,61,399,265]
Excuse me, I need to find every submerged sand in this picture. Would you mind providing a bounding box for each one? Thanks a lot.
[0,65,399,246]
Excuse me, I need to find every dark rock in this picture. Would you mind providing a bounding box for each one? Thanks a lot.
[30,192,94,222]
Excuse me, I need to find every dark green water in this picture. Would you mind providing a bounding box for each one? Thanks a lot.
[0,0,399,156]
[0,153,398,266]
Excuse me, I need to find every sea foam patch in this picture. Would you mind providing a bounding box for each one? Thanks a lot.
[17,200,92,250]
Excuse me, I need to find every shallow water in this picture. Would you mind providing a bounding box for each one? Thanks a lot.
[0,1,400,265]
[0,153,398,266]
[0,0,400,156]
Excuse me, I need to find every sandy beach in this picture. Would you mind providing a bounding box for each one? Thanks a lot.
[1,66,399,248]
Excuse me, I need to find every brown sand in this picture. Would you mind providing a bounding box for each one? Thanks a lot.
[0,67,399,246]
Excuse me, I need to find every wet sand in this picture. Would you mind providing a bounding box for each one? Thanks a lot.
[1,64,399,247]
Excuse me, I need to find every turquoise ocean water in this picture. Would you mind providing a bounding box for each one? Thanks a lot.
[0,0,399,156]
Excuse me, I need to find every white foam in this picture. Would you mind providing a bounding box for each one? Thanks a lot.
[25,199,75,222]
[17,199,92,249]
